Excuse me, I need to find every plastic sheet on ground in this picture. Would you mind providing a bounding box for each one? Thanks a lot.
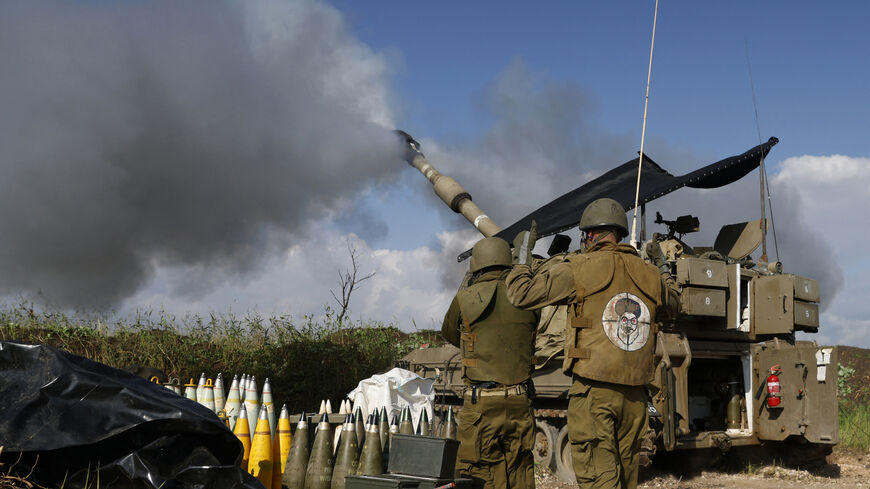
[347,367,435,430]
[0,340,263,489]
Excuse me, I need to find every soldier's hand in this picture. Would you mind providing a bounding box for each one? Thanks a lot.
[512,220,537,266]
[645,240,670,274]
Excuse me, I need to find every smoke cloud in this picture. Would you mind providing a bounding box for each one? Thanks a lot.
[0,0,400,307]
[417,61,844,307]
[424,59,635,228]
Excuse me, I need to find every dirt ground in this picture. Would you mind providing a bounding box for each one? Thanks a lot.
[535,450,870,489]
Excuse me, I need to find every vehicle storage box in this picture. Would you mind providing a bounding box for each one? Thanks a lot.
[792,275,820,302]
[680,287,726,317]
[794,300,820,330]
[676,258,728,288]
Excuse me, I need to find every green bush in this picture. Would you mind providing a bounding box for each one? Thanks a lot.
[837,361,870,451]
[839,402,870,451]
[0,301,444,413]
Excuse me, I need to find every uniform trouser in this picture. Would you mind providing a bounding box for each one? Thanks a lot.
[455,391,535,489]
[567,377,648,489]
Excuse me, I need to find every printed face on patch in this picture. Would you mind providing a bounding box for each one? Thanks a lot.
[601,293,651,351]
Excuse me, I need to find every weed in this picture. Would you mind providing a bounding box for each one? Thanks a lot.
[0,300,446,414]
[839,402,870,451]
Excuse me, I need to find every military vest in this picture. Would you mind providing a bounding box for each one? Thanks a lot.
[457,271,538,385]
[562,244,662,386]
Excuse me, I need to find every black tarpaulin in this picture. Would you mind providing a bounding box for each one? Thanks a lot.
[458,137,778,261]
[0,341,264,489]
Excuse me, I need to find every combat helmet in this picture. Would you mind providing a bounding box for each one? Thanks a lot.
[469,237,511,273]
[579,198,628,237]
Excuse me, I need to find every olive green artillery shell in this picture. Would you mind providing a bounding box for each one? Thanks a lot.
[357,423,383,476]
[455,393,534,489]
[563,246,662,386]
[305,419,334,489]
[284,420,310,489]
[567,378,648,489]
[442,407,458,440]
[418,410,431,436]
[379,409,389,451]
[456,272,537,386]
[399,407,414,435]
[354,410,366,452]
[332,422,359,489]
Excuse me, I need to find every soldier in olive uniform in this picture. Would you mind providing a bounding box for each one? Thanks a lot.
[505,198,679,489]
[442,237,540,489]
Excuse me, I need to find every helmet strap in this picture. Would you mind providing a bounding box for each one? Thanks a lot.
[583,229,615,249]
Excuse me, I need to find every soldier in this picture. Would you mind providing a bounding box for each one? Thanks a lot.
[442,237,539,489]
[505,198,679,489]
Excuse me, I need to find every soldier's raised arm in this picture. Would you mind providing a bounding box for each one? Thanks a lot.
[441,295,462,347]
[505,259,577,310]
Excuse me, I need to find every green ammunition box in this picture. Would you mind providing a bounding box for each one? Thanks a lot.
[680,287,726,317]
[381,474,474,489]
[792,275,820,302]
[794,300,820,330]
[676,258,728,288]
[387,434,459,478]
[346,475,420,489]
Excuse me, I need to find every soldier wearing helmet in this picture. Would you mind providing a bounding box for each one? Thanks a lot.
[442,237,540,489]
[505,198,679,489]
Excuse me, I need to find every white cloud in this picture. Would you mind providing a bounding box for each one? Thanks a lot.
[773,155,870,347]
[121,226,479,332]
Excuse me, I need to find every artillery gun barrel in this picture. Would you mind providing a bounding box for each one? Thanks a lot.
[396,130,501,238]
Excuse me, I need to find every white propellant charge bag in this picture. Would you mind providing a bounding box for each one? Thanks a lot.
[347,367,435,432]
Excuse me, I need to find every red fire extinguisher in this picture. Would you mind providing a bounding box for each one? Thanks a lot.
[766,365,782,408]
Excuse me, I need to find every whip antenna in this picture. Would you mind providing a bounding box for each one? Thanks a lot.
[630,0,660,249]
[745,40,780,262]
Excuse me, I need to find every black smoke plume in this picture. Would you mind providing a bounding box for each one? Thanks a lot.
[0,0,400,307]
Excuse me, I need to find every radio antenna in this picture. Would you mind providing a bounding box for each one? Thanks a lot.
[745,39,780,262]
[629,0,660,249]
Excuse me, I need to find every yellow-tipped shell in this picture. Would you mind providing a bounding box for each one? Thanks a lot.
[273,405,292,489]
[233,404,252,471]
[249,405,274,487]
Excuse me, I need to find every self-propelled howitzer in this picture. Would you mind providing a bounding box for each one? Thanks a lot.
[395,130,838,481]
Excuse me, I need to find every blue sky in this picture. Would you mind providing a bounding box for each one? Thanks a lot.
[324,1,868,249]
[0,0,867,346]
[333,1,866,157]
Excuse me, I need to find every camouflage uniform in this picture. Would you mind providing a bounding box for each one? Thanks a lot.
[442,269,539,489]
[506,241,679,489]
